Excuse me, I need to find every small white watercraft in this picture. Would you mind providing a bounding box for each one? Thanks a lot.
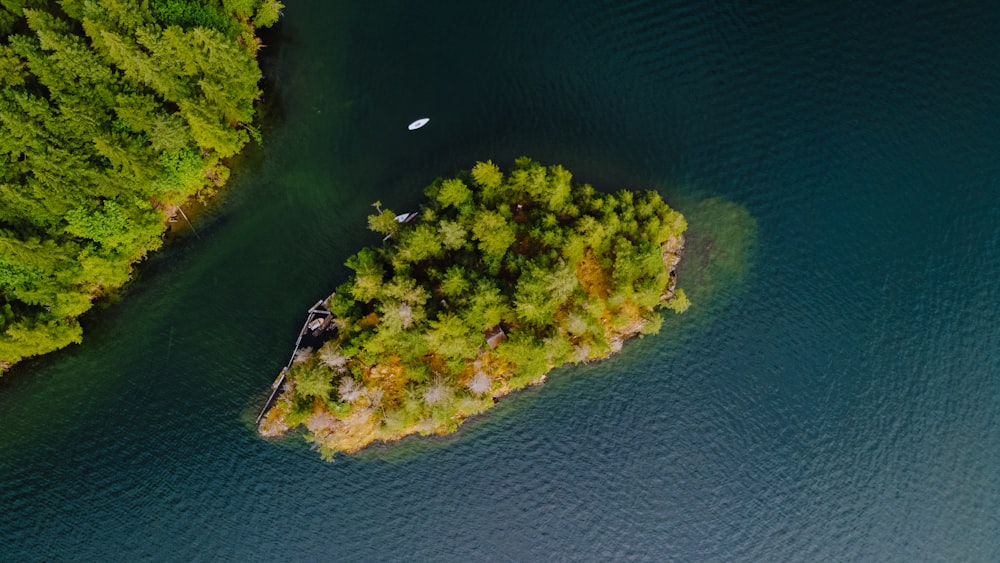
[407,117,430,130]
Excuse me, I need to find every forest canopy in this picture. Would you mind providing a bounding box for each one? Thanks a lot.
[259,158,689,460]
[0,0,282,373]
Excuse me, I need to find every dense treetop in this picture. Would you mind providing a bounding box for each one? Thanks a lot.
[261,158,690,459]
[0,0,282,373]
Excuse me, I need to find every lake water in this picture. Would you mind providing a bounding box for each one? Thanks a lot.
[2,1,999,560]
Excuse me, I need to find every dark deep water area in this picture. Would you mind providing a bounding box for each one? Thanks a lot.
[2,1,999,560]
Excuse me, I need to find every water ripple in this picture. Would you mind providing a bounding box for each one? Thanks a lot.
[2,0,999,560]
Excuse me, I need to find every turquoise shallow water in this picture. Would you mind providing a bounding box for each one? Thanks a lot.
[2,1,999,560]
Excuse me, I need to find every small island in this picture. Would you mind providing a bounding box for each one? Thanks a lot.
[258,158,689,459]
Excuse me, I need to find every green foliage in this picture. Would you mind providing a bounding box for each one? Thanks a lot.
[471,209,515,260]
[366,209,399,237]
[470,159,503,190]
[434,178,472,209]
[0,0,280,373]
[496,333,548,388]
[282,394,315,427]
[464,280,510,331]
[438,219,467,251]
[345,247,383,302]
[0,315,83,369]
[513,262,577,327]
[424,313,480,359]
[64,201,132,251]
[224,0,258,18]
[0,303,13,330]
[293,364,334,400]
[252,0,283,28]
[395,223,443,264]
[639,311,664,335]
[151,0,229,32]
[154,148,206,197]
[544,164,573,213]
[664,287,691,313]
[439,265,470,298]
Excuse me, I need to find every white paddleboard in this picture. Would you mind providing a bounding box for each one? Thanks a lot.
[407,117,430,130]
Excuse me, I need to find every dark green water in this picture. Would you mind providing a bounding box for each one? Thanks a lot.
[3,1,999,560]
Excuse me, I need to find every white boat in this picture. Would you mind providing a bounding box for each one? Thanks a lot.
[407,117,430,130]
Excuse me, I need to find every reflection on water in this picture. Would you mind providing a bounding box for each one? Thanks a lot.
[676,196,757,307]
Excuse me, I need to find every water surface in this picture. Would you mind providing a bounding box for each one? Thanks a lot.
[2,1,999,560]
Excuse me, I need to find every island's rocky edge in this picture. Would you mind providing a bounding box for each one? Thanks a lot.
[257,159,689,459]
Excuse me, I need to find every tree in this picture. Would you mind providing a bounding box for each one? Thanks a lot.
[395,223,443,264]
[471,159,503,189]
[294,366,334,400]
[63,201,132,251]
[438,219,467,251]
[435,177,471,209]
[383,274,429,306]
[253,0,284,28]
[439,265,470,299]
[495,332,548,388]
[513,262,577,327]
[545,164,573,213]
[424,312,480,360]
[471,209,515,260]
[367,209,399,237]
[664,288,690,313]
[345,248,384,302]
[465,280,511,330]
